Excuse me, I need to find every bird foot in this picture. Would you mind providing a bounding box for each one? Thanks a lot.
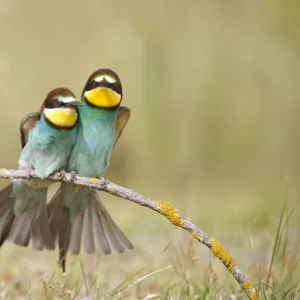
[57,169,76,182]
[25,168,32,180]
[58,169,67,180]
[70,171,77,182]
[99,177,108,188]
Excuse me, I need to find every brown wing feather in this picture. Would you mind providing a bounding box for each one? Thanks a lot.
[20,111,41,148]
[114,106,131,146]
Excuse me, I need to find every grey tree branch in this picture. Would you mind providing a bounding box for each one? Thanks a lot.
[0,168,259,300]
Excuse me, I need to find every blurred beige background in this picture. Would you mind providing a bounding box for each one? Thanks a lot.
[0,0,299,297]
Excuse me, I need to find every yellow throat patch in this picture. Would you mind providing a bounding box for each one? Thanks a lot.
[44,108,78,127]
[84,87,121,108]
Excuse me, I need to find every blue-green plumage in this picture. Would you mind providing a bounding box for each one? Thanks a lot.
[63,105,119,220]
[48,69,133,272]
[19,114,77,179]
[67,104,119,177]
[0,88,81,251]
[12,113,77,218]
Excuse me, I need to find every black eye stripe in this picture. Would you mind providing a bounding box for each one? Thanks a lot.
[86,80,99,91]
[85,80,122,95]
[45,98,64,109]
[109,82,122,94]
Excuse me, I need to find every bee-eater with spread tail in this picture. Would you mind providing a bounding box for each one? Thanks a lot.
[0,88,83,250]
[48,69,133,272]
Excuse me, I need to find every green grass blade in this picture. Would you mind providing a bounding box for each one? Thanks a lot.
[80,259,89,295]
[267,191,287,284]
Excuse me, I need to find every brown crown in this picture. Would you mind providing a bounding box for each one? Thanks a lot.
[40,87,76,114]
[81,68,121,97]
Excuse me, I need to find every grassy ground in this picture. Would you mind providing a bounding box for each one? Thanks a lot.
[0,184,299,299]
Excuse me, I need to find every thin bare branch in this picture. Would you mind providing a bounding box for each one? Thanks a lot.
[0,168,260,299]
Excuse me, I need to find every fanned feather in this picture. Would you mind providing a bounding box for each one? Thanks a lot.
[48,188,133,271]
[0,184,15,246]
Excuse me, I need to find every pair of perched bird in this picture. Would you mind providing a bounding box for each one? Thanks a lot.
[0,68,133,272]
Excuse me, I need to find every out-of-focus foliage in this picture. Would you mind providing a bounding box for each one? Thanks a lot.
[0,1,300,298]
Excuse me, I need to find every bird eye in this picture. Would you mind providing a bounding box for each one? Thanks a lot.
[54,99,60,107]
[113,83,117,89]
[91,80,97,88]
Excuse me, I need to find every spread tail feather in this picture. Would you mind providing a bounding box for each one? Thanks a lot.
[8,201,55,250]
[92,193,134,252]
[8,180,55,251]
[0,183,15,246]
[48,186,133,271]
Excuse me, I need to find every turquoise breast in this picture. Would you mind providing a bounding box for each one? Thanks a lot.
[66,105,119,178]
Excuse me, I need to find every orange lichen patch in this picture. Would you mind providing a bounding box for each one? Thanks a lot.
[191,232,201,241]
[250,290,260,300]
[158,201,184,227]
[89,177,100,182]
[242,280,252,290]
[210,238,235,273]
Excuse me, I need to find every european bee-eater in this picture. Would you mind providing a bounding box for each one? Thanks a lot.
[0,88,83,250]
[48,69,133,272]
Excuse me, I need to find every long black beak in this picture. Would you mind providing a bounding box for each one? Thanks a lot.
[64,101,85,108]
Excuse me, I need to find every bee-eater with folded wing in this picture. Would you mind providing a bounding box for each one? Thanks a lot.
[0,88,83,250]
[48,69,133,272]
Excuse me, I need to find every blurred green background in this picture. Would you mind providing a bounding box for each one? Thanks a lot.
[0,0,300,298]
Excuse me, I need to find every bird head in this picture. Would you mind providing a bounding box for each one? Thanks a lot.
[40,87,84,128]
[82,69,122,109]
